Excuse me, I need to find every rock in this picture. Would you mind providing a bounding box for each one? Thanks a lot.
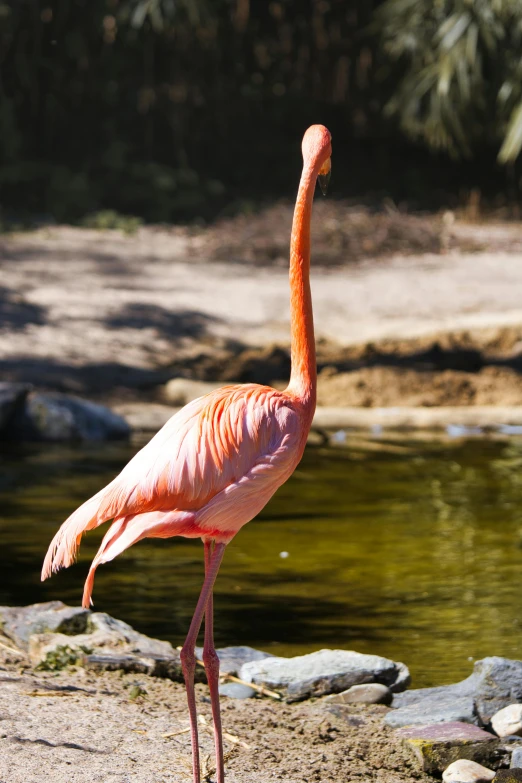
[84,652,183,680]
[0,382,30,431]
[5,392,130,441]
[163,378,223,406]
[0,602,91,649]
[492,705,522,738]
[385,694,478,728]
[512,748,522,767]
[392,657,522,725]
[325,683,392,705]
[194,645,274,676]
[0,602,186,680]
[218,682,256,699]
[392,660,412,693]
[395,722,505,775]
[239,648,410,702]
[442,759,495,782]
[493,771,522,782]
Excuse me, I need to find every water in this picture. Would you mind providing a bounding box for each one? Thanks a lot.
[1,435,521,688]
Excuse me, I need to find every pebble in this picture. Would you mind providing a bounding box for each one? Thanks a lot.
[492,705,522,738]
[442,759,495,782]
[512,748,522,767]
[326,683,392,705]
[218,682,256,699]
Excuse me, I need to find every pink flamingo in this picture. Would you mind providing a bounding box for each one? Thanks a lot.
[42,124,332,783]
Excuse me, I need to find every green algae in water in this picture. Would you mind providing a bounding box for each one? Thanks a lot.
[1,436,521,688]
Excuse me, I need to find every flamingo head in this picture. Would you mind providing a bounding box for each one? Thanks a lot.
[302,124,332,195]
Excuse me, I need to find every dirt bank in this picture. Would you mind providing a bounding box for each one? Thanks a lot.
[3,215,522,408]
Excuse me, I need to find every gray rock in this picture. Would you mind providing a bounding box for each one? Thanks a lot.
[195,645,274,676]
[386,694,478,728]
[0,602,91,649]
[392,657,522,725]
[325,683,392,705]
[0,602,184,680]
[84,652,183,680]
[218,682,256,699]
[442,759,495,782]
[7,392,130,441]
[395,721,505,775]
[511,748,522,768]
[392,660,412,693]
[240,648,410,702]
[0,382,30,431]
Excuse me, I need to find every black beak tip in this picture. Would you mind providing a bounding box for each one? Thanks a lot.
[318,171,331,196]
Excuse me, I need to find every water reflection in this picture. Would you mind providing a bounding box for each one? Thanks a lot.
[0,436,521,687]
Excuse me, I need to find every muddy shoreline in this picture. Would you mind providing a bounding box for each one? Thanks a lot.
[0,659,425,783]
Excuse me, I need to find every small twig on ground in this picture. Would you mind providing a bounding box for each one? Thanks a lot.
[0,638,28,658]
[222,731,250,750]
[175,647,282,700]
[162,728,191,739]
[221,672,282,700]
[24,690,72,697]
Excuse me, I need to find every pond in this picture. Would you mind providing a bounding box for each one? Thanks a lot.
[1,435,521,688]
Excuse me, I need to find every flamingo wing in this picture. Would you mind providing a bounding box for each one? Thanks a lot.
[42,384,302,581]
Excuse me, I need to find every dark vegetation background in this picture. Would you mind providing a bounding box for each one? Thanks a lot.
[1,0,521,224]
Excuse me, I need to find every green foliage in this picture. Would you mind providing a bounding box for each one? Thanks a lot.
[82,210,144,234]
[36,644,93,671]
[374,0,522,162]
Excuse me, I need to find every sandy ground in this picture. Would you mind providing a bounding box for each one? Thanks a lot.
[0,657,427,783]
[3,215,522,405]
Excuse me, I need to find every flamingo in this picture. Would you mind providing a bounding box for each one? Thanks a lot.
[42,124,332,783]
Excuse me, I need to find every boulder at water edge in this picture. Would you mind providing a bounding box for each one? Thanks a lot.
[6,391,130,441]
[239,648,410,702]
[389,657,522,726]
[0,382,30,431]
[0,601,185,680]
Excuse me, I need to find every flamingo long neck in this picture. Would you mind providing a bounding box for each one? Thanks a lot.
[286,159,317,416]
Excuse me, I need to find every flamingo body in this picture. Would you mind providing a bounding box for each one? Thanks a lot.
[43,382,306,607]
[42,124,333,783]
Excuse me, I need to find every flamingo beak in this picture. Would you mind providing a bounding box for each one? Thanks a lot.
[318,157,331,196]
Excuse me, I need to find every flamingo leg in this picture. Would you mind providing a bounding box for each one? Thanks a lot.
[180,541,226,783]
[203,540,225,783]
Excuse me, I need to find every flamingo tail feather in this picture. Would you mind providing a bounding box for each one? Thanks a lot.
[41,484,116,581]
